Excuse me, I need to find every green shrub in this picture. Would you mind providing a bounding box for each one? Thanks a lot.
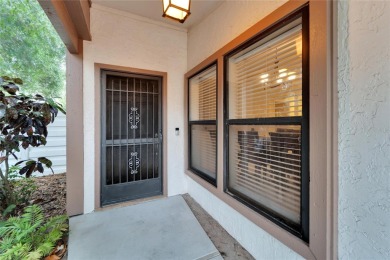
[0,76,64,214]
[0,204,68,260]
[0,166,37,218]
[8,166,37,206]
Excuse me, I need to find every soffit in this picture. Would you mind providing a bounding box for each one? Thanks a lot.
[92,0,225,29]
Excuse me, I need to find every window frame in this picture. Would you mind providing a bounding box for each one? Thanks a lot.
[188,62,218,186]
[184,0,336,258]
[223,7,310,242]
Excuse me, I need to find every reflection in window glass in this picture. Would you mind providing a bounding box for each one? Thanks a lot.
[191,125,217,179]
[229,125,301,224]
[228,20,302,120]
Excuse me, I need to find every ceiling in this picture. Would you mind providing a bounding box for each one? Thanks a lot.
[92,0,225,29]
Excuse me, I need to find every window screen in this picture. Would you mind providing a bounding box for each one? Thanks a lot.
[225,14,308,239]
[189,64,217,184]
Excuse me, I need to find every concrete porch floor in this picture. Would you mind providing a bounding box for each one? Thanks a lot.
[68,195,223,260]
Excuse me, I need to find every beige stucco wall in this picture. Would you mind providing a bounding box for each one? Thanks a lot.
[82,4,188,213]
[186,1,304,259]
[338,1,390,258]
[76,0,389,257]
[187,0,287,70]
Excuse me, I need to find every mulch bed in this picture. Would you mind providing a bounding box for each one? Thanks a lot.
[1,173,68,259]
[29,173,68,259]
[30,173,66,219]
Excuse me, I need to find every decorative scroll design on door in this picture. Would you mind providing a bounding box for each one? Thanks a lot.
[129,107,140,129]
[129,152,140,174]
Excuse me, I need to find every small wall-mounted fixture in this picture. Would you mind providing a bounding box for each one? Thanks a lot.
[162,0,191,24]
[175,127,180,136]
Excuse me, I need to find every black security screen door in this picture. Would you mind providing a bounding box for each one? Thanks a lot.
[101,70,163,206]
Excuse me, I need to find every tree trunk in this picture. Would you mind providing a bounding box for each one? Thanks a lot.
[0,157,16,207]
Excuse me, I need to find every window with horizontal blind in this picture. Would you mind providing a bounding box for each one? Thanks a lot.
[225,11,309,240]
[188,63,217,185]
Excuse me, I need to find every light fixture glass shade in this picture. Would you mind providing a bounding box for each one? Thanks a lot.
[162,0,191,23]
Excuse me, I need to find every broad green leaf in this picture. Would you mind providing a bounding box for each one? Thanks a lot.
[37,157,52,167]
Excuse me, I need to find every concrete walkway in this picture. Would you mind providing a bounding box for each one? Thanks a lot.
[68,196,222,260]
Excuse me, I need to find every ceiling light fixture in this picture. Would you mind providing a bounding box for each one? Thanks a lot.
[162,0,191,24]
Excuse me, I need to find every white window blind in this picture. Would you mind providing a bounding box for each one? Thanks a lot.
[189,65,217,121]
[227,18,304,225]
[229,125,301,223]
[189,65,217,182]
[191,125,216,179]
[228,23,302,120]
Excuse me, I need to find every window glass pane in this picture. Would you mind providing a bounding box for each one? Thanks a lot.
[189,65,217,121]
[229,125,301,224]
[228,19,302,119]
[191,125,216,179]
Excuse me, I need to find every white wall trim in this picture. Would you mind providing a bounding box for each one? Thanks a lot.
[82,5,187,213]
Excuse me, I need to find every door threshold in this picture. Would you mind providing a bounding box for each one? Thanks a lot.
[96,194,166,212]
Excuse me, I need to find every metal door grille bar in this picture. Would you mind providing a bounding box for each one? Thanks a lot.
[140,80,142,180]
[146,81,149,181]
[106,138,160,145]
[126,77,129,182]
[103,72,162,185]
[133,77,135,182]
[101,70,163,205]
[105,90,159,94]
[119,79,122,183]
[111,80,114,185]
[154,83,156,179]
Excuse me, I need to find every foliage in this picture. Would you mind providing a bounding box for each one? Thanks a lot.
[0,0,65,102]
[0,166,37,219]
[9,167,37,203]
[0,76,64,213]
[0,204,68,260]
[12,177,36,206]
[1,205,15,219]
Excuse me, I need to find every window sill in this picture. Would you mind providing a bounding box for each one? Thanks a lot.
[185,169,315,259]
[188,167,217,187]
